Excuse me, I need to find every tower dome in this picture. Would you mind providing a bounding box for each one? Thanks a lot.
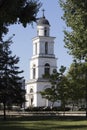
[37,16,50,26]
[37,9,50,26]
[37,9,50,36]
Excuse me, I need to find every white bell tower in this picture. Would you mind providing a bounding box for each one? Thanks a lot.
[26,10,58,107]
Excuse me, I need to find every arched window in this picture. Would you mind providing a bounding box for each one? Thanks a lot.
[45,42,48,54]
[30,88,33,93]
[44,27,47,36]
[44,63,50,75]
[33,65,36,79]
[30,88,33,106]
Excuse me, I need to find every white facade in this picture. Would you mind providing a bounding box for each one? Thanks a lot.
[26,14,60,108]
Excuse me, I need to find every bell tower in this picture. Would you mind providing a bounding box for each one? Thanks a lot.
[26,11,58,107]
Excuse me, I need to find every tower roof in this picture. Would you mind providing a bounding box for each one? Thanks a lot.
[37,9,50,26]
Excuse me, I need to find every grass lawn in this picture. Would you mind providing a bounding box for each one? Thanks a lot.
[0,116,87,130]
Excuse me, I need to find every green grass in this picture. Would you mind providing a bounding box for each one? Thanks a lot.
[0,116,87,130]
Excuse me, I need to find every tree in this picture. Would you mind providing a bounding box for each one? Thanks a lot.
[41,66,70,110]
[0,0,41,40]
[56,66,70,111]
[59,0,87,116]
[41,69,60,108]
[67,61,86,110]
[0,37,25,120]
[59,0,87,60]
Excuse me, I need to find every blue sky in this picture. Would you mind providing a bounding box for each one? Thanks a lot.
[6,0,73,81]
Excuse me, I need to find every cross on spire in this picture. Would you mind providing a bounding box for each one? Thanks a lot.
[42,9,45,17]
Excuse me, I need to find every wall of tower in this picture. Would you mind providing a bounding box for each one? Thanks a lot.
[32,37,55,56]
[26,81,51,107]
[37,25,50,36]
[30,57,57,80]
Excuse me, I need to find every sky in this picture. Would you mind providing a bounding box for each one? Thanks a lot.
[6,0,73,81]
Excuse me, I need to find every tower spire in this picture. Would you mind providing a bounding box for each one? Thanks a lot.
[42,9,45,17]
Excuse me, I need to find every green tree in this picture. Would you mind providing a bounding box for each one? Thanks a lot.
[0,37,25,120]
[59,0,87,116]
[67,62,86,110]
[41,66,69,110]
[57,66,70,111]
[41,69,60,108]
[0,0,41,40]
[59,0,87,60]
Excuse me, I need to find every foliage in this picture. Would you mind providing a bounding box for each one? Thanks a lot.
[0,0,41,40]
[59,0,87,60]
[59,0,87,115]
[41,66,70,108]
[0,37,25,119]
[67,61,87,108]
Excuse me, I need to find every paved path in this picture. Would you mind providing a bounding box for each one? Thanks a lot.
[0,110,86,117]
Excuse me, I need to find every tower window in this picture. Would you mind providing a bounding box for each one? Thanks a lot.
[30,88,33,106]
[45,42,48,54]
[30,88,33,93]
[33,65,36,79]
[44,63,50,75]
[44,27,47,36]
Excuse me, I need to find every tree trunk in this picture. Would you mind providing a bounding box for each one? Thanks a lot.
[63,104,65,116]
[85,67,87,118]
[3,102,6,120]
